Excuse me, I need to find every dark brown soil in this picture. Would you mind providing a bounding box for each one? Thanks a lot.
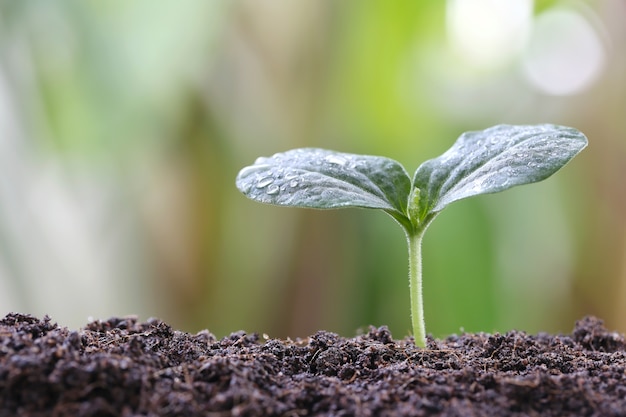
[1,313,626,416]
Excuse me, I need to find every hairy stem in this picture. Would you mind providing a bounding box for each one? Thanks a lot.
[407,229,427,348]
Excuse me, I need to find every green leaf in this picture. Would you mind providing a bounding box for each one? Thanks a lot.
[412,124,588,215]
[236,148,412,216]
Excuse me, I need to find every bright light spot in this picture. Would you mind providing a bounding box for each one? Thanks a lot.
[446,0,533,70]
[523,8,605,96]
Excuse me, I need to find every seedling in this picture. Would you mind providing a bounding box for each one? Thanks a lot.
[236,124,587,347]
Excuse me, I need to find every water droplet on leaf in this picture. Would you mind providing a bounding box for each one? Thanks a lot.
[256,177,274,188]
[266,184,280,195]
[238,181,252,193]
[324,154,348,166]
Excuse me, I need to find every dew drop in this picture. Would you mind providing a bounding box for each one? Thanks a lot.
[266,184,280,195]
[289,180,299,187]
[239,182,252,193]
[324,154,348,166]
[256,177,274,188]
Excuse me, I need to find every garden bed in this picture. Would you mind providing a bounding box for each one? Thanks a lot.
[1,313,625,416]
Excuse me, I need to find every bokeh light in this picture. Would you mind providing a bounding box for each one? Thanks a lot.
[523,7,606,95]
[446,0,533,71]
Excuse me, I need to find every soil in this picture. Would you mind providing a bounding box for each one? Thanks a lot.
[1,313,626,416]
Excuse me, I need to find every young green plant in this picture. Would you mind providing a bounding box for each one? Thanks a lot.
[236,124,588,347]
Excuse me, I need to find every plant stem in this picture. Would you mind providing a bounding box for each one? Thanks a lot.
[407,229,427,348]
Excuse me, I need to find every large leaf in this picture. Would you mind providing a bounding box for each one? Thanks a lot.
[236,148,412,216]
[413,124,588,214]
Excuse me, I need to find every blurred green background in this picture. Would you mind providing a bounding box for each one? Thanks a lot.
[0,0,624,340]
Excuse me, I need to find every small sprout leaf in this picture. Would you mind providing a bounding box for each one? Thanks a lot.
[236,148,412,216]
[413,124,588,214]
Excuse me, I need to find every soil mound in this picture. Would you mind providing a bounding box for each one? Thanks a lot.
[1,313,625,416]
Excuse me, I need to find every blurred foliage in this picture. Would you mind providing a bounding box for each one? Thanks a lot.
[0,0,625,340]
